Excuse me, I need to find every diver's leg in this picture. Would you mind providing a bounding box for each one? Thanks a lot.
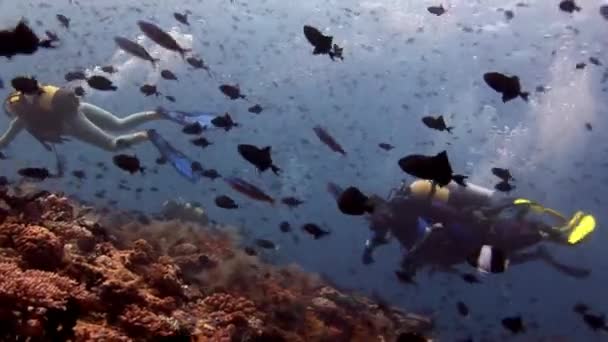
[79,103,162,132]
[510,246,590,279]
[65,112,149,151]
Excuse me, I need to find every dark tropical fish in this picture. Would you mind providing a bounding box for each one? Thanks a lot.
[18,167,52,180]
[467,245,508,273]
[182,123,203,135]
[302,25,343,60]
[495,181,515,192]
[165,95,176,102]
[137,20,190,58]
[71,170,86,180]
[64,71,87,82]
[211,113,239,131]
[422,115,453,133]
[255,238,278,250]
[427,5,446,16]
[601,5,608,21]
[585,123,592,131]
[74,86,85,97]
[186,56,208,70]
[301,223,330,239]
[575,62,586,70]
[191,161,203,173]
[237,144,280,175]
[559,0,581,13]
[582,313,608,331]
[281,197,304,208]
[378,143,395,151]
[114,36,159,68]
[173,12,189,25]
[201,169,221,180]
[215,195,238,209]
[504,10,514,20]
[11,76,43,94]
[219,84,246,100]
[456,301,469,317]
[87,75,117,91]
[191,137,212,148]
[140,84,160,96]
[56,14,70,29]
[0,151,6,159]
[483,72,529,102]
[248,104,263,114]
[279,221,291,233]
[589,57,602,66]
[101,65,117,74]
[160,69,178,80]
[573,303,590,315]
[0,20,58,59]
[394,270,417,285]
[313,125,346,155]
[501,316,525,334]
[398,150,461,187]
[491,167,514,182]
[224,177,275,204]
[338,186,376,215]
[112,155,144,174]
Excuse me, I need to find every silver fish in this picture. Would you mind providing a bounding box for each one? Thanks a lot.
[137,20,190,58]
[114,36,159,68]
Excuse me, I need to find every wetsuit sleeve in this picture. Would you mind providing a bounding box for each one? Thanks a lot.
[0,117,25,149]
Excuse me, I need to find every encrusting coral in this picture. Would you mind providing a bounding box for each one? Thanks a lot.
[0,186,433,341]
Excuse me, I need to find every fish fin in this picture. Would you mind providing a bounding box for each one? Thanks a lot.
[520,92,529,102]
[271,165,281,175]
[446,126,454,133]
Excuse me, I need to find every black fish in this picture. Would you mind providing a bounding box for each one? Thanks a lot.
[501,316,525,334]
[575,62,586,70]
[191,161,203,173]
[559,0,581,13]
[301,223,330,239]
[56,14,70,29]
[18,167,52,180]
[456,301,469,317]
[495,181,515,192]
[165,95,176,102]
[173,12,189,25]
[191,137,212,148]
[211,113,239,131]
[281,197,304,208]
[303,25,343,60]
[155,157,167,165]
[338,187,376,215]
[589,57,602,66]
[87,75,117,91]
[11,76,43,95]
[483,72,529,102]
[398,150,461,187]
[422,115,453,133]
[313,125,346,155]
[573,303,590,315]
[224,177,275,204]
[186,57,207,69]
[504,10,514,20]
[112,154,144,174]
[0,151,6,160]
[585,123,593,131]
[219,84,245,100]
[182,123,203,135]
[74,86,85,97]
[394,270,417,285]
[215,195,238,209]
[582,313,607,331]
[237,144,280,175]
[248,104,263,114]
[427,5,446,16]
[160,69,178,80]
[491,167,514,182]
[255,238,277,250]
[0,20,58,59]
[201,169,221,180]
[601,5,608,21]
[71,170,86,180]
[279,221,291,233]
[101,65,117,74]
[114,36,159,68]
[137,20,190,58]
[378,143,395,151]
[64,71,87,82]
[140,84,160,96]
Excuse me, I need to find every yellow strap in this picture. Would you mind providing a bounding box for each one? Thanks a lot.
[513,198,566,221]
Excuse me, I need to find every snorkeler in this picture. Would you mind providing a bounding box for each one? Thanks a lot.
[1,77,212,181]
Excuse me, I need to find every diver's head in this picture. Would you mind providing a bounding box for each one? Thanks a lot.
[11,76,43,96]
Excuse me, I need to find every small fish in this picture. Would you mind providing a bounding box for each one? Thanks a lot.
[582,313,608,331]
[427,5,446,16]
[602,5,608,21]
[140,84,161,96]
[101,65,117,74]
[18,167,52,180]
[422,115,453,133]
[215,195,238,209]
[137,20,191,58]
[182,123,203,135]
[585,123,593,131]
[219,84,246,100]
[0,20,58,59]
[559,0,581,13]
[303,25,343,60]
[64,71,87,82]
[191,137,212,148]
[279,221,291,233]
[337,186,376,216]
[237,144,281,175]
[71,170,86,180]
[589,57,602,66]
[281,197,304,208]
[301,223,330,239]
[56,14,70,29]
[11,76,43,94]
[504,10,514,20]
[191,161,203,173]
[491,167,514,182]
[186,56,208,70]
[483,72,529,102]
[255,238,278,250]
[0,151,6,159]
[173,12,189,25]
[575,62,586,70]
[495,181,515,192]
[573,303,590,315]
[0,77,3,89]
[114,36,159,68]
[467,245,509,273]
[313,125,346,155]
[201,169,221,180]
[74,86,85,97]
[394,270,417,285]
[248,104,263,114]
[378,143,395,151]
[399,150,461,187]
[501,316,525,334]
[112,154,144,174]
[160,69,178,80]
[456,301,469,317]
[224,177,275,204]
[165,95,176,102]
[87,75,117,91]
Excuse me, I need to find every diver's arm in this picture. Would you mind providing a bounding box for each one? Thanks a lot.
[0,117,25,149]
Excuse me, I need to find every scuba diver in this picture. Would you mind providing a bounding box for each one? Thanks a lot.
[1,77,218,182]
[338,179,596,279]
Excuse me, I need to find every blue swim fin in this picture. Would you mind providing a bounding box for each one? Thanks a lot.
[147,129,201,183]
[158,107,218,129]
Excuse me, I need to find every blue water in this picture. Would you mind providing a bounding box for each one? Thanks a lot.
[1,0,607,340]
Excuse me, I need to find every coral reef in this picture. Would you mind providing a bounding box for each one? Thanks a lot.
[0,186,433,341]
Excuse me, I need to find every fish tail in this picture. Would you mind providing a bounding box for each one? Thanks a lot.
[520,92,529,102]
[446,126,454,133]
[271,165,281,175]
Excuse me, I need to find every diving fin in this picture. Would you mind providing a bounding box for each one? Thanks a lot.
[157,106,218,129]
[564,211,596,245]
[147,129,201,183]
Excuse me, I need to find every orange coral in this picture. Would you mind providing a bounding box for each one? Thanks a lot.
[12,225,64,270]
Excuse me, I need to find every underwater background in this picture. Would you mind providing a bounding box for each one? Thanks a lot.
[1,0,607,340]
